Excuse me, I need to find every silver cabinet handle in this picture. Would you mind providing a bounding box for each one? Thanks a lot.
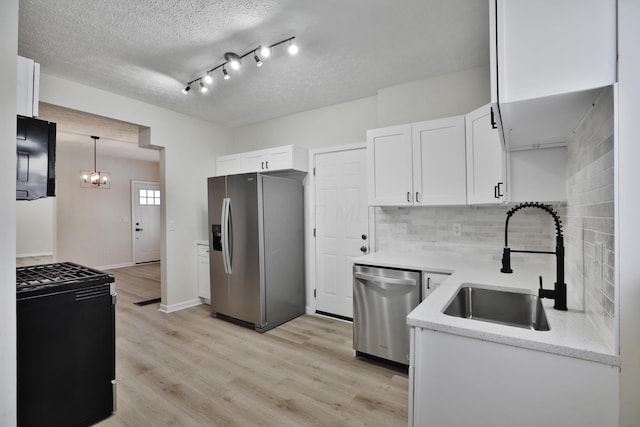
[407,192,411,203]
[354,272,417,287]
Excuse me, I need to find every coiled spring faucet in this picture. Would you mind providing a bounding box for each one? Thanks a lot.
[500,202,567,311]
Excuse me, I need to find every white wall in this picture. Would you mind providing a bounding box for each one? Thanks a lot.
[618,0,640,424]
[55,143,159,269]
[232,96,378,152]
[39,74,231,311]
[16,197,54,257]
[0,1,18,424]
[376,66,490,127]
[232,66,490,153]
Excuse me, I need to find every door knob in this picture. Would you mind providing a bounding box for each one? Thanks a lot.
[360,246,367,253]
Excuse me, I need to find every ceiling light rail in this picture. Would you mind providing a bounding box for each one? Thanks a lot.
[182,36,298,94]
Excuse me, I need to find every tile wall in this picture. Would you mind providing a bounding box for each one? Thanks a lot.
[565,86,615,350]
[376,204,560,259]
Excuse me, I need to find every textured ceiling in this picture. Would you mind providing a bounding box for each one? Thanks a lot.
[18,0,489,128]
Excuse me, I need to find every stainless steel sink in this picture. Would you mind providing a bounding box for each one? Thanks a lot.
[443,285,550,331]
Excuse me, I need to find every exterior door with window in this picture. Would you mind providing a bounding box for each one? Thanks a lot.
[132,181,161,263]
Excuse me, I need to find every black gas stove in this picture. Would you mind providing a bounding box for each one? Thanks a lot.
[17,261,114,299]
[17,262,116,427]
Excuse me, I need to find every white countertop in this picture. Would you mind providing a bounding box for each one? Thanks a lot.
[352,251,619,366]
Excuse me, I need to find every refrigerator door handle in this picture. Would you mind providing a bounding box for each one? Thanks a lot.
[221,197,231,274]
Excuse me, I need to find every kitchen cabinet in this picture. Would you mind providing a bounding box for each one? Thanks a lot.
[409,327,618,427]
[490,0,616,150]
[215,144,308,176]
[465,104,506,204]
[197,242,210,304]
[421,271,449,300]
[17,56,40,118]
[367,117,466,206]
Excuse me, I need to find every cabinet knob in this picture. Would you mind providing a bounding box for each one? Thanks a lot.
[360,246,367,253]
[361,234,367,240]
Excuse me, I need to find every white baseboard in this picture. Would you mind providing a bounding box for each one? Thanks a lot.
[159,298,202,313]
[16,252,53,258]
[98,262,134,271]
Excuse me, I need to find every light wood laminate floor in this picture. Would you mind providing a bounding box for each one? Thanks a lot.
[96,263,408,427]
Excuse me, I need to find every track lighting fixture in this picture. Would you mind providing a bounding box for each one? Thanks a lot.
[259,45,271,58]
[288,40,299,55]
[224,52,241,70]
[181,36,297,95]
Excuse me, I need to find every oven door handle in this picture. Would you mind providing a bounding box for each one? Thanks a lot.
[354,272,418,287]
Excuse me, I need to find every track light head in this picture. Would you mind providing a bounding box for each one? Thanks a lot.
[182,84,191,94]
[199,81,208,93]
[259,45,271,58]
[203,73,213,85]
[222,66,230,80]
[288,40,299,55]
[225,52,241,70]
[254,53,263,67]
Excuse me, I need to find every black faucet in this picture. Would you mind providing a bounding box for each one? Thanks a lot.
[500,202,567,311]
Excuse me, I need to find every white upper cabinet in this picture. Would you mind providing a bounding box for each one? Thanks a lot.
[412,116,466,206]
[367,124,414,206]
[367,118,466,206]
[491,0,616,104]
[17,56,40,117]
[465,104,506,204]
[490,0,616,151]
[215,145,308,176]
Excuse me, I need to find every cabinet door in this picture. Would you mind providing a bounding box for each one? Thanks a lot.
[215,154,243,176]
[412,117,466,205]
[197,244,210,303]
[493,0,616,104]
[264,146,293,171]
[367,125,414,206]
[422,272,450,300]
[466,104,506,204]
[242,150,267,172]
[17,56,35,117]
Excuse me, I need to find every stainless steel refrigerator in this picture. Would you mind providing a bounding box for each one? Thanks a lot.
[207,173,305,332]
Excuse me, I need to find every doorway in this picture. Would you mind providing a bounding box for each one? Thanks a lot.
[313,145,369,319]
[132,181,161,264]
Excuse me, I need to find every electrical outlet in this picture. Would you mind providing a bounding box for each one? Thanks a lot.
[594,242,604,279]
[397,222,408,234]
[452,223,462,237]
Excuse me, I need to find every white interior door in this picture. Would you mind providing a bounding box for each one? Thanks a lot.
[315,148,368,318]
[132,181,161,264]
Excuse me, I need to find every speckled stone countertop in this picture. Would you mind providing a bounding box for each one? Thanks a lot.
[352,251,620,367]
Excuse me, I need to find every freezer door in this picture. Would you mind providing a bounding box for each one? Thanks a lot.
[208,176,230,316]
[258,175,305,331]
[226,173,261,324]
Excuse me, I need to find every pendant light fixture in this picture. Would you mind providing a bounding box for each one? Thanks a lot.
[80,135,110,189]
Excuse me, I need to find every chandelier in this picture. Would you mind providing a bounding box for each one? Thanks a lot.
[81,135,110,188]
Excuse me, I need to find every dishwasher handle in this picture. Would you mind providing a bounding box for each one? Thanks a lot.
[354,272,418,287]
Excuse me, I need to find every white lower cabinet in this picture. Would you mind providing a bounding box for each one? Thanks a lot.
[197,243,210,304]
[409,327,618,427]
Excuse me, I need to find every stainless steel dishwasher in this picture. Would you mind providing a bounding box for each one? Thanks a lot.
[353,264,421,366]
